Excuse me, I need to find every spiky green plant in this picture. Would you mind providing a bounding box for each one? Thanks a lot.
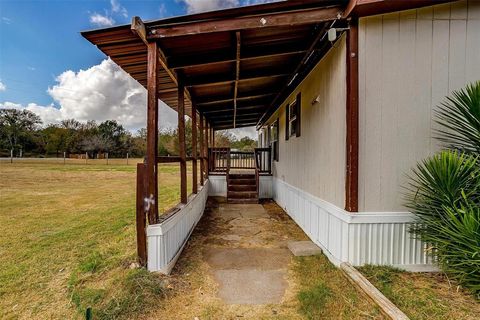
[406,81,480,296]
[405,151,480,294]
[435,81,480,154]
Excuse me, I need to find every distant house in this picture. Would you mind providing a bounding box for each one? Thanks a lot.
[82,0,480,273]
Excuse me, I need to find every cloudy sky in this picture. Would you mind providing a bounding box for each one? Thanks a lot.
[0,0,279,138]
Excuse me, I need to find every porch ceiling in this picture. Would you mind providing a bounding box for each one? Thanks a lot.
[81,0,348,130]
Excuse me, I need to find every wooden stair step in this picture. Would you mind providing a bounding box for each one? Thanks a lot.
[229,179,256,185]
[228,184,257,192]
[229,174,255,179]
[227,198,259,204]
[228,191,258,199]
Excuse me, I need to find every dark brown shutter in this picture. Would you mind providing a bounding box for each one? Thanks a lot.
[295,92,301,137]
[285,104,289,141]
[275,119,279,161]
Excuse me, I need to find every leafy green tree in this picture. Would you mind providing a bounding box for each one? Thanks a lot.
[0,108,42,153]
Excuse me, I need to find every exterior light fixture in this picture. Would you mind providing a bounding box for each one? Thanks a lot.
[327,27,350,42]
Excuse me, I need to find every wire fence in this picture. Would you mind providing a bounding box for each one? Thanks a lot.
[0,155,145,166]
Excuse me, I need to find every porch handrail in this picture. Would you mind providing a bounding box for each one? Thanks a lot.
[208,147,271,174]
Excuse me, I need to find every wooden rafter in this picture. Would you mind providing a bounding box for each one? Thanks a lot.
[147,6,342,38]
[185,73,288,88]
[233,31,241,128]
[169,48,305,70]
[196,92,275,107]
[257,23,331,127]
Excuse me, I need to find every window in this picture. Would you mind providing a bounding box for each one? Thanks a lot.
[285,92,301,140]
[270,119,279,161]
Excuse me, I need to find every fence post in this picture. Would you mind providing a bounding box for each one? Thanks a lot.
[85,152,88,165]
[136,163,147,266]
[106,152,109,165]
[64,151,66,165]
[126,152,129,165]
[10,149,13,163]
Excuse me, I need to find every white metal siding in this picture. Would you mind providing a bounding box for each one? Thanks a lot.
[266,36,347,208]
[147,182,209,273]
[358,0,480,211]
[273,177,434,271]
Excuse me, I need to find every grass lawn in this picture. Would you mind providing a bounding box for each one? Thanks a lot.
[0,159,193,319]
[359,265,480,320]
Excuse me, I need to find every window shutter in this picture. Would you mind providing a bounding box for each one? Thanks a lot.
[295,92,301,137]
[285,104,289,141]
[275,119,279,161]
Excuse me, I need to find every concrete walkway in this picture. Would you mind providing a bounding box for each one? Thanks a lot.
[200,198,306,305]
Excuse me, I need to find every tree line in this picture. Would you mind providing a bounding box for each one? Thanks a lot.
[0,108,257,158]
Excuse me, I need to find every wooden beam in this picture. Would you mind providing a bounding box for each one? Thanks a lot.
[203,105,266,114]
[131,16,193,103]
[197,92,276,107]
[146,41,159,223]
[169,48,305,70]
[135,163,147,266]
[192,104,198,194]
[199,112,205,186]
[148,6,342,38]
[345,18,359,212]
[234,31,241,128]
[204,117,209,176]
[131,16,148,45]
[214,122,257,130]
[185,72,289,88]
[178,81,188,204]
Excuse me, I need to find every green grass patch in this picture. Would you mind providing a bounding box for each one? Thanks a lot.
[293,255,383,319]
[359,265,480,320]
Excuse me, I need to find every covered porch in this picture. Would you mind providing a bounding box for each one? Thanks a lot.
[82,0,348,272]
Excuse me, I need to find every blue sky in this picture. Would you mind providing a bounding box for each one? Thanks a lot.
[0,0,272,136]
[0,0,186,106]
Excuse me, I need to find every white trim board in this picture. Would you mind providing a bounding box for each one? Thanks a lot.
[272,177,436,271]
[147,182,209,274]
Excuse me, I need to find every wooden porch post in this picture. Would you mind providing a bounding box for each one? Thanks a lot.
[136,163,147,265]
[146,41,159,223]
[345,18,359,212]
[192,104,198,194]
[178,81,188,204]
[212,128,215,148]
[206,121,210,174]
[199,112,205,186]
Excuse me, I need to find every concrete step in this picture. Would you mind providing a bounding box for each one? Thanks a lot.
[228,184,257,192]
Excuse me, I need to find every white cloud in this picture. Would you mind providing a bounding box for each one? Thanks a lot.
[27,66,36,71]
[178,0,239,13]
[110,0,128,18]
[177,0,280,13]
[0,80,6,91]
[224,127,257,140]
[1,17,12,24]
[159,3,167,17]
[89,13,115,27]
[0,59,178,131]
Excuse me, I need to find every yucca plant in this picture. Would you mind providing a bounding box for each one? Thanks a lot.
[406,82,480,296]
[435,81,480,154]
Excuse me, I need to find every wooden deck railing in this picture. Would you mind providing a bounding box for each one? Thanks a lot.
[208,147,271,175]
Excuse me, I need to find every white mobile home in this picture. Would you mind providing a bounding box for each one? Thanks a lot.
[82,0,480,273]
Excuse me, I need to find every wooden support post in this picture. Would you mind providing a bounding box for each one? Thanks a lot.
[146,41,159,223]
[205,119,211,175]
[178,81,188,204]
[136,163,147,266]
[204,117,209,177]
[192,104,198,194]
[199,112,205,186]
[345,18,359,212]
[212,128,215,148]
